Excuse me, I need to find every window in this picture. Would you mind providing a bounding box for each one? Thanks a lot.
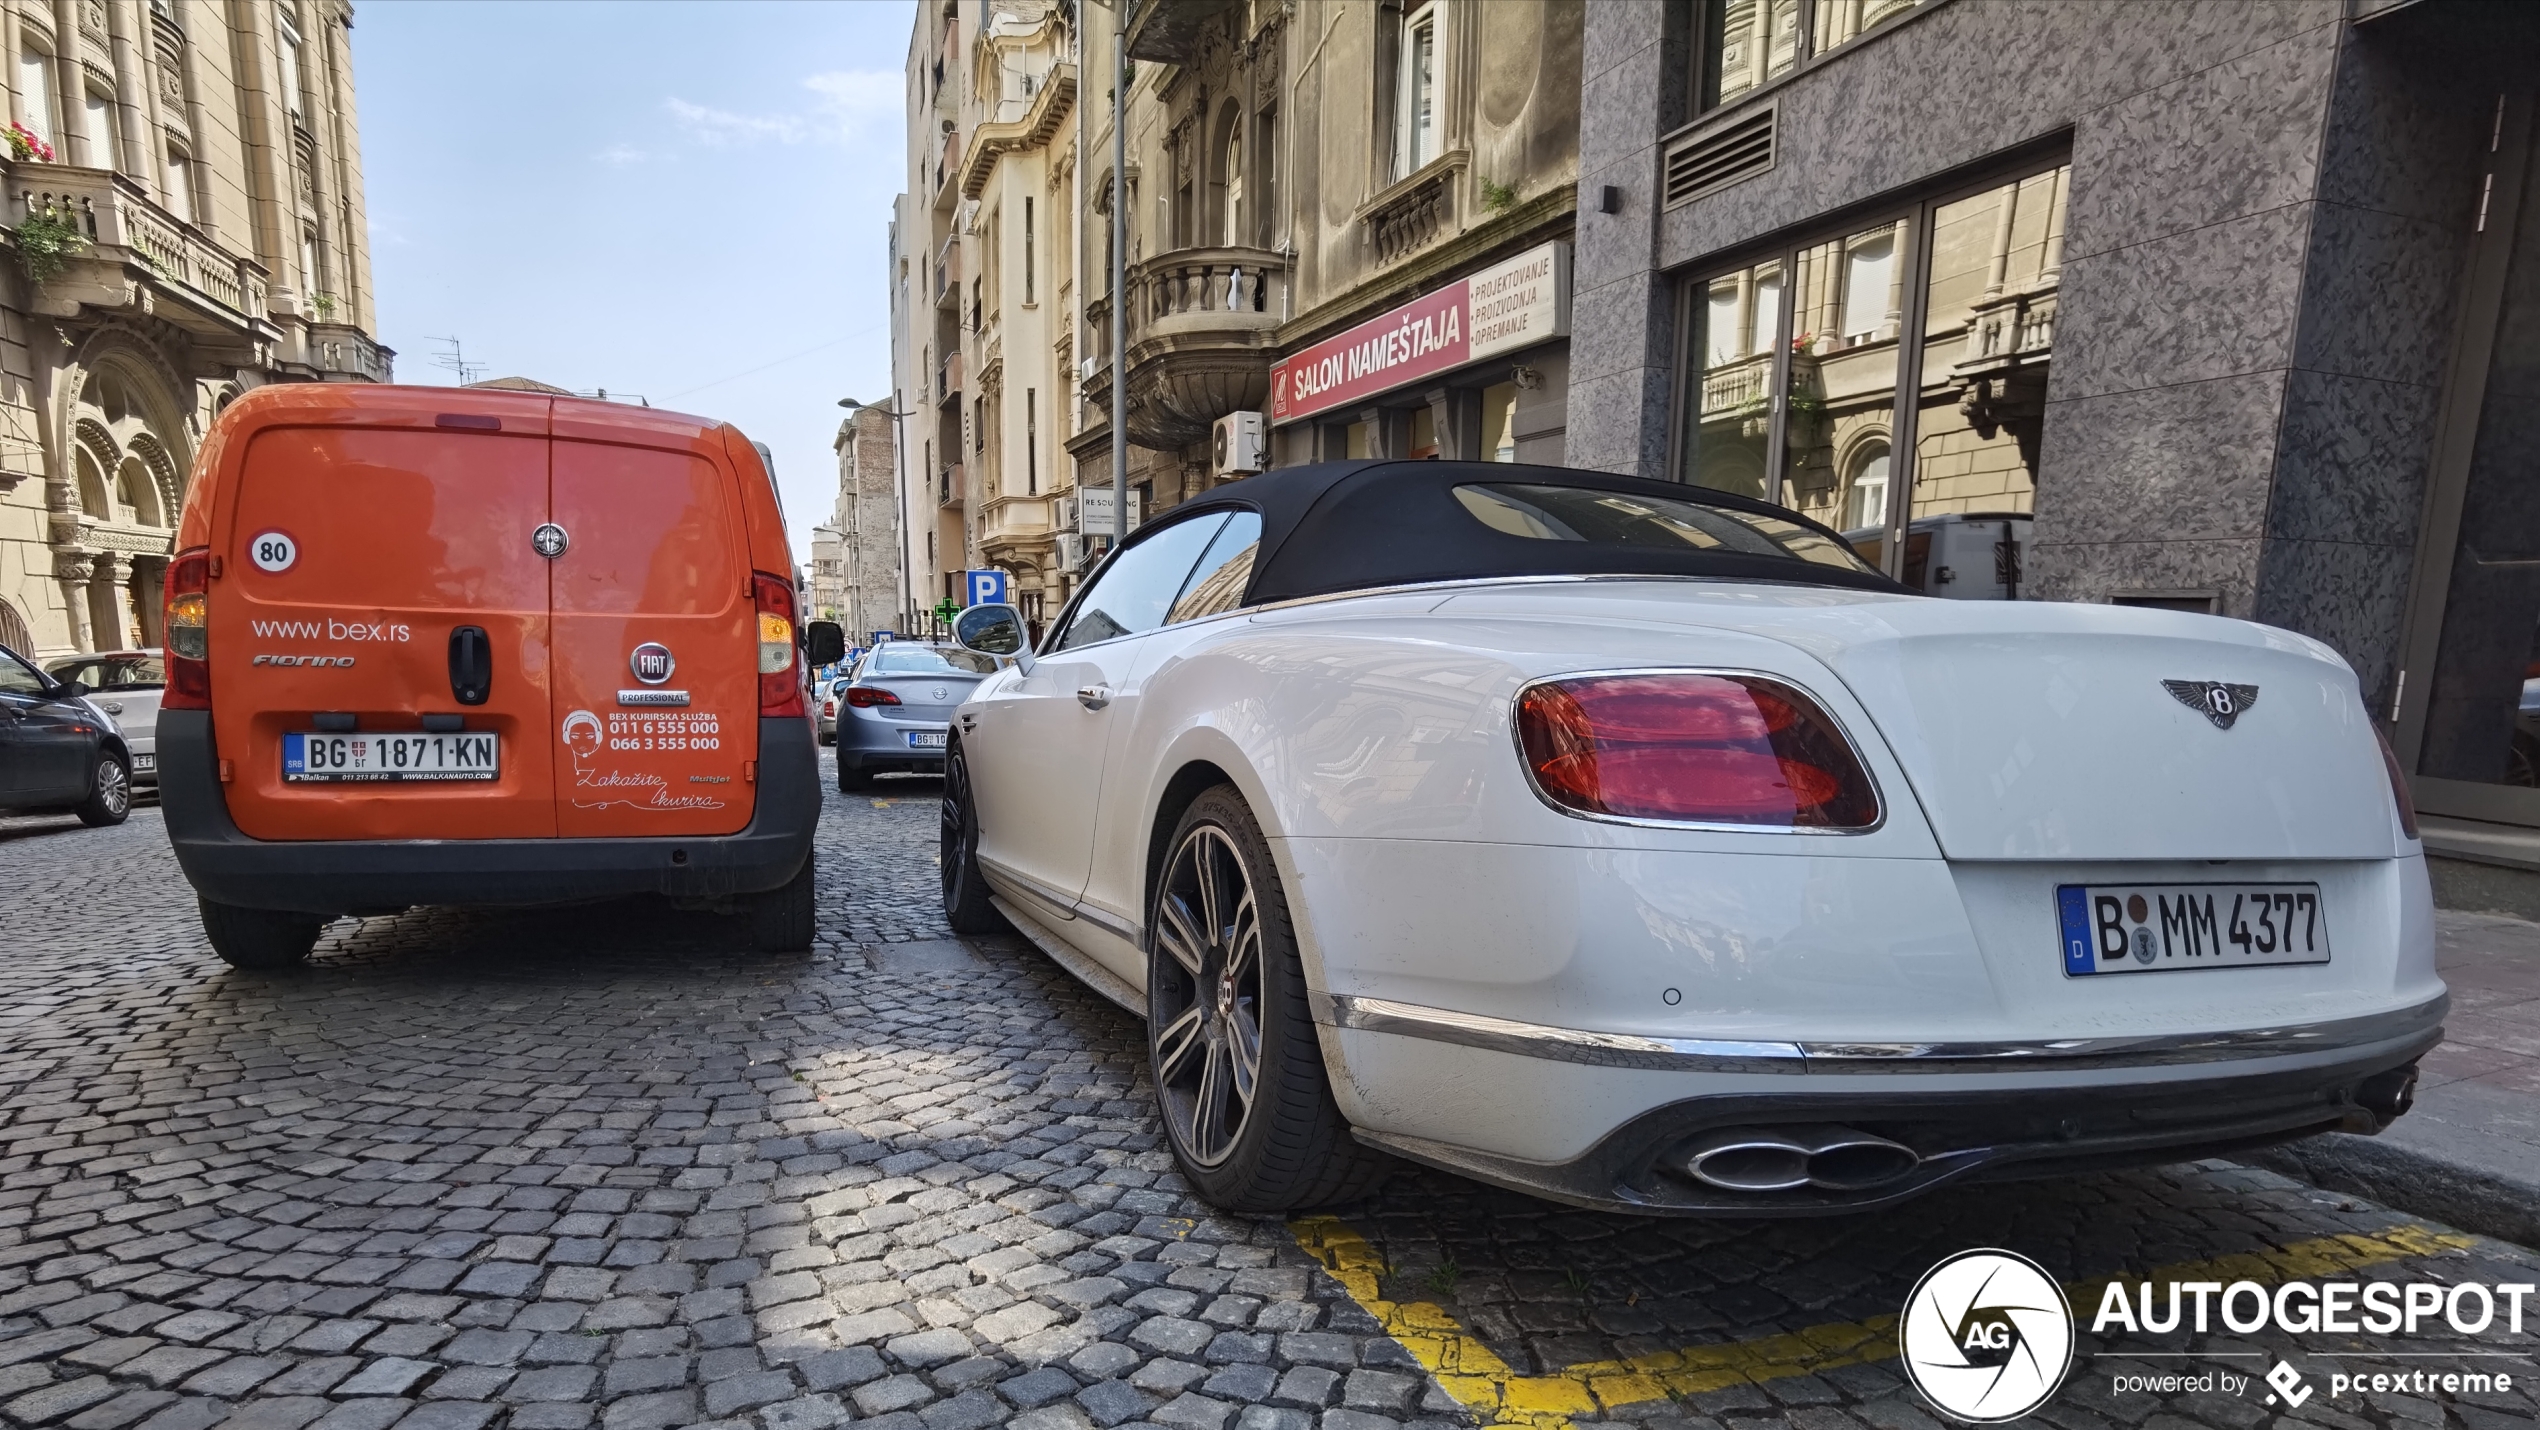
[871,645,994,676]
[1053,512,1230,650]
[1022,196,1034,304]
[1484,381,1519,461]
[0,647,49,697]
[164,150,193,222]
[1392,3,1439,179]
[1453,484,1871,573]
[1025,388,1037,495]
[278,9,305,118]
[17,46,54,144]
[1702,0,1925,112]
[1673,160,2069,555]
[1220,113,1243,247]
[1165,511,1262,624]
[300,225,323,296]
[1254,106,1279,247]
[84,89,117,169]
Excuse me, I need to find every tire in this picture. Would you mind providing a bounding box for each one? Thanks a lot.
[838,760,875,793]
[1147,785,1391,1212]
[199,899,323,970]
[939,741,1009,935]
[748,853,816,952]
[74,753,130,827]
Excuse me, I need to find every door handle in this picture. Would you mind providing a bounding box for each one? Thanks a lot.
[449,626,493,706]
[1076,685,1111,710]
[101,702,124,715]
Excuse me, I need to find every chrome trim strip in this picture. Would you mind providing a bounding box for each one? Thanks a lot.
[1315,993,2449,1074]
[976,857,1080,921]
[1070,899,1141,945]
[991,895,1148,1019]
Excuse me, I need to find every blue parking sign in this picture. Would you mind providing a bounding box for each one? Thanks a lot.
[966,570,1009,607]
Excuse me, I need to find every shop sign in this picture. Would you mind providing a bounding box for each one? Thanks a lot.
[1271,241,1571,424]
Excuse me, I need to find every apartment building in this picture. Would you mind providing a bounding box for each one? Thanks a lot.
[0,0,387,657]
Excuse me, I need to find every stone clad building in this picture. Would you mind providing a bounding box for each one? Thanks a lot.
[817,402,901,645]
[893,0,1583,631]
[0,0,385,659]
[1571,0,2540,904]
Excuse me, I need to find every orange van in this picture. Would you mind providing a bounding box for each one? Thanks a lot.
[159,385,845,968]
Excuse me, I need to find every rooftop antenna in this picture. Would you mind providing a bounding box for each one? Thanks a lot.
[426,336,485,386]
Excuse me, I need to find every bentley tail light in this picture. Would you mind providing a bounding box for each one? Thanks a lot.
[845,685,901,708]
[163,547,212,710]
[2372,723,2421,840]
[1516,673,1878,828]
[754,571,804,717]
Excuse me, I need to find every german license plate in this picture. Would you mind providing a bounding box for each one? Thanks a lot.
[2058,883,2328,976]
[283,731,500,782]
[904,730,947,749]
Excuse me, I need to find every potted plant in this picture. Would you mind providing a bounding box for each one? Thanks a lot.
[5,122,54,163]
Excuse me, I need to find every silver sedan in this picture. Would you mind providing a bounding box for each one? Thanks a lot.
[834,643,995,792]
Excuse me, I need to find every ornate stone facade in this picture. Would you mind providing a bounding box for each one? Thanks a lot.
[0,0,386,658]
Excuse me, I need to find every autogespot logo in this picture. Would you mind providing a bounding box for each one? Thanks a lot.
[1902,1249,2076,1422]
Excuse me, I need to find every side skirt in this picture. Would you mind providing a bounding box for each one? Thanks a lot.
[990,894,1148,1019]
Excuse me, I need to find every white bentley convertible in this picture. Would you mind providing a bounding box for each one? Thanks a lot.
[940,461,2440,1216]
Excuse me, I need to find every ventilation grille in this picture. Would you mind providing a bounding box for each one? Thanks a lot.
[1664,107,1776,208]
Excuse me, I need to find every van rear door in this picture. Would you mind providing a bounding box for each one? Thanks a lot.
[213,408,558,840]
[548,413,757,837]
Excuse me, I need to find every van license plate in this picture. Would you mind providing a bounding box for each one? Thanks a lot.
[2058,883,2329,976]
[283,731,501,782]
[904,731,946,749]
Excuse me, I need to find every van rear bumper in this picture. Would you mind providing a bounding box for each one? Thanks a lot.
[157,711,821,914]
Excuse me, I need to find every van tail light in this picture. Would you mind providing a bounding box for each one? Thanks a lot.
[754,571,804,717]
[163,547,212,710]
[845,685,901,708]
[2372,723,2421,840]
[1515,673,1879,828]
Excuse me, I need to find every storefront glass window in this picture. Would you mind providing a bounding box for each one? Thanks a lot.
[1408,405,1437,458]
[1673,159,2068,546]
[1781,224,1905,532]
[1910,165,2067,521]
[1810,0,1923,54]
[1678,259,1781,499]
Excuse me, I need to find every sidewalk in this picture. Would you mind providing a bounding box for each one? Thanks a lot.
[2247,910,2540,1248]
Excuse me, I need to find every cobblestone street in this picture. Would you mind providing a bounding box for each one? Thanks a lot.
[2,766,2536,1430]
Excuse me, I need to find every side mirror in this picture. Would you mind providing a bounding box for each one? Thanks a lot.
[953,602,1034,675]
[54,679,87,700]
[805,620,847,666]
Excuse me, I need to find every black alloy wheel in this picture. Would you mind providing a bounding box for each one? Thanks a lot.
[1151,823,1266,1168]
[939,742,1006,935]
[75,754,130,827]
[1143,786,1391,1211]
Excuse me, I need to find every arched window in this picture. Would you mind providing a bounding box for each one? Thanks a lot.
[1843,442,1891,532]
[1213,103,1243,248]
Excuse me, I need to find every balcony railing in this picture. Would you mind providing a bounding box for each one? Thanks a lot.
[7,163,270,335]
[1127,247,1286,332]
[1700,354,1772,418]
[934,237,960,309]
[304,322,392,382]
[938,463,962,507]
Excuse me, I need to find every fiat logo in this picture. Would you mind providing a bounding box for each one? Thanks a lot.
[630,643,676,685]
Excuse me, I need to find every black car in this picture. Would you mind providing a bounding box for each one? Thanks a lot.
[1,643,132,826]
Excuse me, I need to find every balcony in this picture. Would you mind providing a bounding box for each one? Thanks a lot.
[1123,0,1240,61]
[1119,247,1289,450]
[934,237,960,310]
[932,128,964,213]
[300,321,393,383]
[979,495,1052,557]
[1950,283,2058,474]
[938,350,963,408]
[938,463,963,508]
[7,163,273,346]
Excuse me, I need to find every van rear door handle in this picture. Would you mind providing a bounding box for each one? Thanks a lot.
[449,626,493,706]
[1076,685,1110,709]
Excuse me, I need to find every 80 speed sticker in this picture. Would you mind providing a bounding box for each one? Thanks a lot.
[248,530,298,573]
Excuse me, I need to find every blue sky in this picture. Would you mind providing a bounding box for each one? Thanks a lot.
[352,0,915,563]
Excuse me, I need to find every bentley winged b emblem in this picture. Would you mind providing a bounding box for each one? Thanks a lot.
[2163,679,2259,730]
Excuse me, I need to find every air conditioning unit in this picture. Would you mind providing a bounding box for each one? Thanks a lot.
[1056,533,1085,573]
[1212,411,1268,476]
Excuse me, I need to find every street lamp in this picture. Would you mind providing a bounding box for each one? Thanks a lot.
[841,397,919,639]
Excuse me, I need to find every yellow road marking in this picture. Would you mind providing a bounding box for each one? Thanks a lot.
[1289,1216,2477,1428]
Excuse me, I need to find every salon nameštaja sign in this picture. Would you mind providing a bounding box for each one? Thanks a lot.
[1270,241,1571,423]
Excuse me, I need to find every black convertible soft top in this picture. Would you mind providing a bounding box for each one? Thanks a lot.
[1090,460,1910,608]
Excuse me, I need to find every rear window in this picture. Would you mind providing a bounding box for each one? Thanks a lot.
[50,655,164,690]
[869,646,995,676]
[1454,483,1872,573]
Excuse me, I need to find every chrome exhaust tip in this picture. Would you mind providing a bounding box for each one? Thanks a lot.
[1681,1128,1813,1192]
[1679,1125,1922,1193]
